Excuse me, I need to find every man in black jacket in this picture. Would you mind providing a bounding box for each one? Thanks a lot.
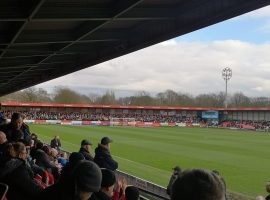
[94,137,118,171]
[79,139,94,161]
[0,113,31,144]
[50,135,61,150]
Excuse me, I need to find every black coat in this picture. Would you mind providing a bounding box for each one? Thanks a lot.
[0,123,31,143]
[0,158,43,200]
[39,180,76,200]
[94,144,118,171]
[90,191,112,200]
[79,147,94,161]
[50,138,61,149]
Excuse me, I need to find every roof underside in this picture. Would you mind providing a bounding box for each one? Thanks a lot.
[0,0,270,96]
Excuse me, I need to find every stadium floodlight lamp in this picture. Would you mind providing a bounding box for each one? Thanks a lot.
[222,67,232,81]
[222,67,232,109]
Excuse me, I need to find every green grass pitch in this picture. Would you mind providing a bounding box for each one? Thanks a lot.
[29,124,270,198]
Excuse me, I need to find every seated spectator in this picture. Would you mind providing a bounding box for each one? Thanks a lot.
[0,142,43,200]
[40,160,102,200]
[114,176,127,200]
[94,137,118,171]
[79,139,94,161]
[90,168,116,200]
[50,135,61,150]
[171,168,225,200]
[31,142,60,181]
[167,165,181,196]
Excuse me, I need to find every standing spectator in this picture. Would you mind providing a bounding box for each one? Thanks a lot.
[50,135,61,150]
[94,137,118,171]
[79,139,94,161]
[171,168,225,200]
[167,166,181,196]
[0,113,31,144]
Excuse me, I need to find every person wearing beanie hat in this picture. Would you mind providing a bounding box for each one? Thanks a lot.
[94,137,118,171]
[73,161,102,199]
[40,160,102,200]
[90,169,116,200]
[79,139,94,161]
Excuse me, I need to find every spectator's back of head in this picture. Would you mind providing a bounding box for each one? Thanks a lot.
[73,160,102,193]
[101,168,116,188]
[0,131,7,144]
[101,137,113,145]
[171,168,225,200]
[69,152,85,167]
[126,186,140,200]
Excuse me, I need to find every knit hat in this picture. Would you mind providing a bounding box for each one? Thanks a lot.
[101,168,116,187]
[126,186,140,200]
[74,160,102,192]
[101,137,113,145]
[69,152,85,167]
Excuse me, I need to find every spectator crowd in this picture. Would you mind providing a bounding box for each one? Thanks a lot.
[0,112,269,200]
[2,110,201,123]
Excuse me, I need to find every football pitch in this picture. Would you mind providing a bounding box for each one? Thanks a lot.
[29,124,270,198]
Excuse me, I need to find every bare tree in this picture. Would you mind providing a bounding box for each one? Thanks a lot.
[53,87,90,104]
[95,91,117,105]
[229,92,251,107]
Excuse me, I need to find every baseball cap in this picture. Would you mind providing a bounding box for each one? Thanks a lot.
[101,137,113,145]
[81,139,92,146]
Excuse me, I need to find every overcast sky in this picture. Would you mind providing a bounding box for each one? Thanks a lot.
[36,6,270,97]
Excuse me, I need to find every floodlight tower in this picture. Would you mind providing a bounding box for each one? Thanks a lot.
[222,67,232,109]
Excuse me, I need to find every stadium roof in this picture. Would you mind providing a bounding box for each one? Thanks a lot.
[0,0,270,96]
